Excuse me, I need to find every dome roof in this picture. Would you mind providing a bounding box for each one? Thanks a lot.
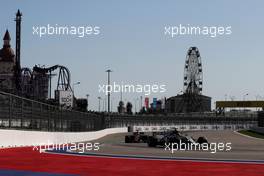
[0,47,15,62]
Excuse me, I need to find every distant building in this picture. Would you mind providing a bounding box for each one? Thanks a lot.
[165,94,211,113]
[0,30,16,93]
[31,66,49,100]
[0,29,49,100]
[145,98,165,114]
[117,101,126,114]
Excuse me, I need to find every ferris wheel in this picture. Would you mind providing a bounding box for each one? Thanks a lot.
[183,47,203,94]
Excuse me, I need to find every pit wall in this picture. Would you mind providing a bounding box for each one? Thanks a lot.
[0,127,127,148]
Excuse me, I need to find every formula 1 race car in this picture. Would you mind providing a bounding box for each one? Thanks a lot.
[125,132,149,143]
[147,129,208,147]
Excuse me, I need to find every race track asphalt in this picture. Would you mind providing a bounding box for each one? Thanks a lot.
[78,130,264,161]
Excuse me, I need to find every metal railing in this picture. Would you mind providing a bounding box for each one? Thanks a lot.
[0,91,104,131]
[0,91,259,132]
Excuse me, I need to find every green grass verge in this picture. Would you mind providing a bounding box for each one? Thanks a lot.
[238,130,264,139]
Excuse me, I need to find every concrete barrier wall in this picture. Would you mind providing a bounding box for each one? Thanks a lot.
[0,127,127,148]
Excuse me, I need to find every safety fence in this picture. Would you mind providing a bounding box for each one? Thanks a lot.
[0,91,259,132]
[0,91,104,131]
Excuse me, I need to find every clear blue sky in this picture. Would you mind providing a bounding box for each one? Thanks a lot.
[1,0,264,111]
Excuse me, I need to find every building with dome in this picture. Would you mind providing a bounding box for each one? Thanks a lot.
[0,30,16,93]
[0,10,58,101]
